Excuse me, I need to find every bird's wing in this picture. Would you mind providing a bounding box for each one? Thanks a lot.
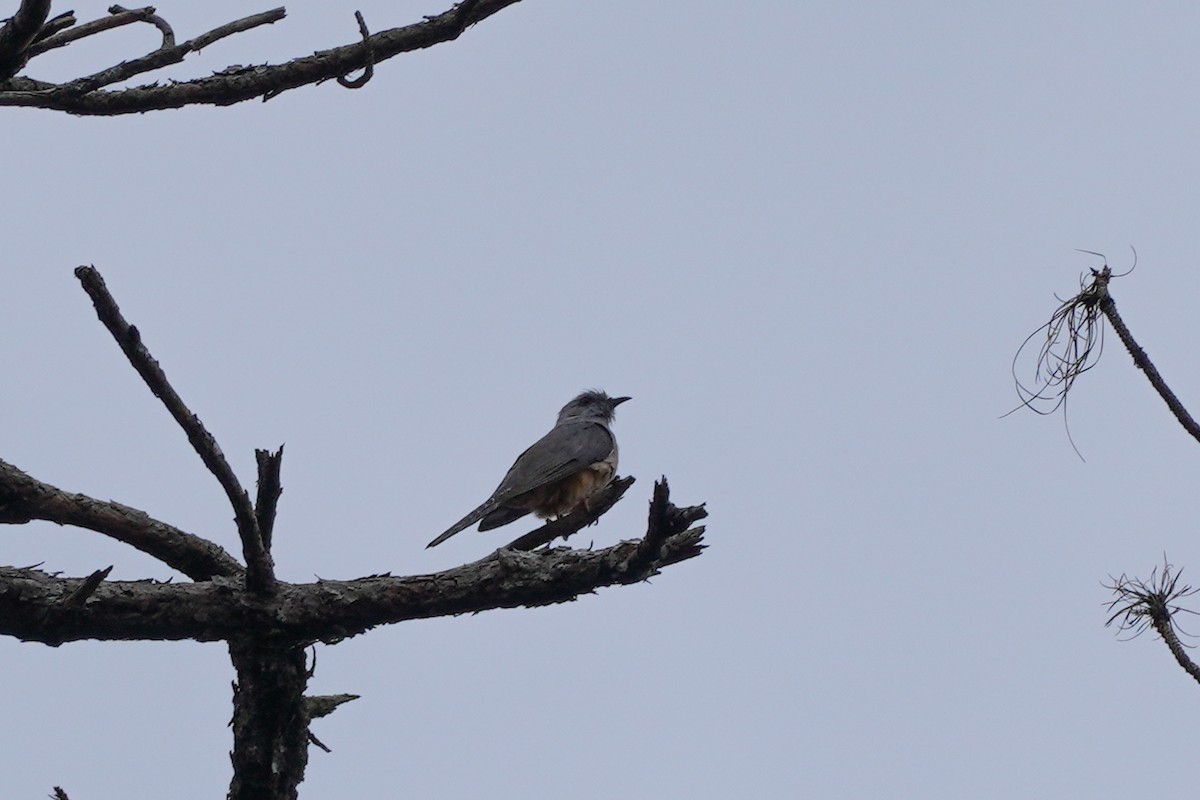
[426,421,614,548]
[489,420,615,503]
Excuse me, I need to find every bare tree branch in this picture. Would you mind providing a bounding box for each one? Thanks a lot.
[28,7,161,58]
[0,0,524,115]
[255,446,285,553]
[0,457,244,580]
[0,509,706,645]
[1095,281,1200,444]
[1105,559,1200,686]
[53,7,285,97]
[74,266,275,593]
[631,477,707,573]
[0,0,50,79]
[1011,258,1200,449]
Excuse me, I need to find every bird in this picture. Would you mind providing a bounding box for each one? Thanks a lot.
[427,390,630,548]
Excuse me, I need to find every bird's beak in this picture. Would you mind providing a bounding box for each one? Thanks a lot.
[611,396,632,407]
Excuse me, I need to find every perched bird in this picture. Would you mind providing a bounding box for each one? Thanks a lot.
[427,390,630,548]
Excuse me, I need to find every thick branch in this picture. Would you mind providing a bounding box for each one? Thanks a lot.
[228,639,309,800]
[1097,291,1200,445]
[0,0,522,115]
[74,266,275,592]
[0,517,706,645]
[0,0,50,79]
[0,457,243,580]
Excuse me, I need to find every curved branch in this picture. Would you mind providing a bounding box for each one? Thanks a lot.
[0,0,523,115]
[74,266,275,592]
[0,493,707,645]
[27,7,159,58]
[336,10,374,90]
[0,458,244,580]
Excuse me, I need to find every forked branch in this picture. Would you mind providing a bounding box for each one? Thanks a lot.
[74,266,275,592]
[0,0,523,115]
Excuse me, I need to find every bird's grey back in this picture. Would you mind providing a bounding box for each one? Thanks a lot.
[489,418,616,501]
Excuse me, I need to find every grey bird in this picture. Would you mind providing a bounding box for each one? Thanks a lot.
[427,390,630,548]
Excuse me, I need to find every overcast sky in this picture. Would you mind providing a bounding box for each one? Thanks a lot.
[5,2,1200,797]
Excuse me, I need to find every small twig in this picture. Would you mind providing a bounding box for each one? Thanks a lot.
[63,565,114,607]
[505,476,636,551]
[74,266,275,593]
[336,11,374,89]
[1105,559,1200,685]
[109,5,175,47]
[307,731,332,753]
[305,693,360,719]
[254,446,285,553]
[50,787,70,800]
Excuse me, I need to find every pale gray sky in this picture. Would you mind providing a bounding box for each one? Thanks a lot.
[5,2,1200,797]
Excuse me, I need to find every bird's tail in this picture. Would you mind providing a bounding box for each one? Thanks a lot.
[426,499,496,548]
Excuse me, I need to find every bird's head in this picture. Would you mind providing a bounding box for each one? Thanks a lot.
[556,389,631,424]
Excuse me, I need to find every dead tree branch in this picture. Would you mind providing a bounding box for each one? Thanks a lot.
[1012,258,1200,446]
[75,266,275,593]
[1105,560,1200,686]
[255,446,285,553]
[1095,284,1200,445]
[0,457,243,580]
[28,6,161,58]
[0,0,524,115]
[0,507,706,645]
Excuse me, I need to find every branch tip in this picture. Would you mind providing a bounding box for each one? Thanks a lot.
[63,565,114,607]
